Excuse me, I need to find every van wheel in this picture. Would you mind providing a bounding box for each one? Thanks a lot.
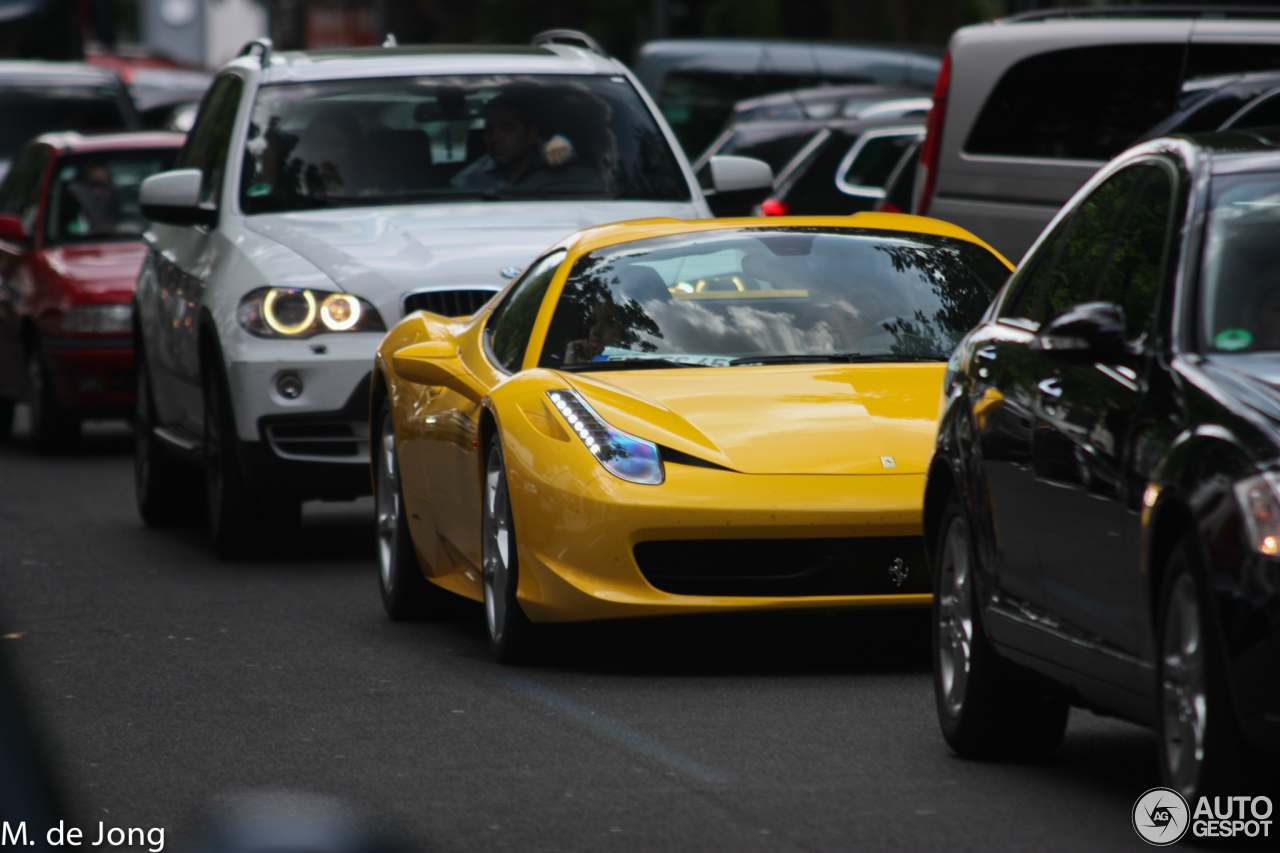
[933,493,1069,759]
[134,355,198,527]
[482,437,542,664]
[203,360,299,558]
[27,348,80,451]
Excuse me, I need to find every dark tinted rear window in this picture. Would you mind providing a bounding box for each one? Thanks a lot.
[716,127,818,173]
[965,44,1184,161]
[0,86,134,160]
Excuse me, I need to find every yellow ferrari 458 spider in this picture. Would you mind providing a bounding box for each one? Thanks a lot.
[371,214,1011,661]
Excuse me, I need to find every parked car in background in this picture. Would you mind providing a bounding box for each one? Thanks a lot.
[925,132,1280,801]
[85,46,213,131]
[727,84,930,125]
[0,132,183,447]
[756,116,924,216]
[633,40,939,158]
[0,62,139,181]
[876,138,921,214]
[133,38,767,558]
[913,6,1280,262]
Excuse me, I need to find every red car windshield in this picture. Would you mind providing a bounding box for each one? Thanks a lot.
[45,149,178,244]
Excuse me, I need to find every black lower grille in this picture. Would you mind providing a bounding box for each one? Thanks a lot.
[403,288,497,318]
[634,537,930,597]
[267,423,363,458]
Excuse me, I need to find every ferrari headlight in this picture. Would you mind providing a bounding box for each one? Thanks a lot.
[1233,472,1280,556]
[547,390,664,485]
[237,287,385,338]
[61,304,132,334]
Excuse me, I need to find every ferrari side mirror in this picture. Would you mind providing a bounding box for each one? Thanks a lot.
[391,341,484,401]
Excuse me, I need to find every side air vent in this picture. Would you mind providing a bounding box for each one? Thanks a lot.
[403,288,498,318]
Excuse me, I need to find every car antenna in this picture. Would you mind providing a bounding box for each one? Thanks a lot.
[383,33,398,48]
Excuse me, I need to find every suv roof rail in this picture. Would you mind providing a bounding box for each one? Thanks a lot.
[531,29,608,57]
[1003,5,1280,23]
[237,38,273,67]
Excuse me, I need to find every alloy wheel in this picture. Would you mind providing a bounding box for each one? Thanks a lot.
[375,412,401,591]
[937,516,974,718]
[483,446,511,644]
[1161,572,1207,797]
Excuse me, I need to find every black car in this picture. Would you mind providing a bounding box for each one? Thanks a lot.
[924,131,1280,800]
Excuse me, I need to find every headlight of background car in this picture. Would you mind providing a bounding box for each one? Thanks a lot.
[237,287,386,338]
[1233,471,1280,556]
[547,390,664,485]
[61,304,132,334]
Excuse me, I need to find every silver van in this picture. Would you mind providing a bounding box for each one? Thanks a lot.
[913,7,1280,261]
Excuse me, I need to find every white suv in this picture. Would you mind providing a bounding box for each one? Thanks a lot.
[133,39,763,556]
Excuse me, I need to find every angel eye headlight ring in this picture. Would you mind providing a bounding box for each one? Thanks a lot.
[263,289,316,335]
[320,293,361,331]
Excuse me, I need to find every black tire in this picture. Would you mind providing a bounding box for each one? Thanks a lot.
[1156,536,1249,800]
[203,357,299,558]
[933,493,1069,760]
[0,397,14,440]
[375,398,446,619]
[482,438,541,664]
[134,353,199,527]
[27,348,80,451]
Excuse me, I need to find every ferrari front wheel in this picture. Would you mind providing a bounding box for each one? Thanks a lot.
[375,398,444,620]
[482,438,541,664]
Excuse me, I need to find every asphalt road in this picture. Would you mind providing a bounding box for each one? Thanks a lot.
[0,412,1187,852]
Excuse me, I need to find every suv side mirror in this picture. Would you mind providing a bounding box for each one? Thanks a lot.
[140,169,217,227]
[1033,301,1128,357]
[702,155,773,217]
[0,214,26,244]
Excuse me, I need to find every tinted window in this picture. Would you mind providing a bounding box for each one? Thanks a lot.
[44,149,179,244]
[1175,90,1258,134]
[241,75,688,213]
[1200,173,1280,353]
[837,132,918,195]
[1095,168,1173,339]
[178,75,243,207]
[486,250,565,372]
[966,44,1184,160]
[0,144,50,234]
[1227,90,1280,130]
[1186,43,1280,81]
[882,141,919,213]
[778,132,876,214]
[0,85,134,161]
[538,228,1006,367]
[711,126,819,174]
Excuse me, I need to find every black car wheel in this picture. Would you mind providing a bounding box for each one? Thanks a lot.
[1157,536,1246,800]
[933,493,1069,759]
[134,353,199,527]
[203,359,299,558]
[375,398,445,619]
[482,438,541,664]
[27,348,80,451]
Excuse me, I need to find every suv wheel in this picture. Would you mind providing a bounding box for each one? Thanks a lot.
[27,348,80,451]
[134,352,198,527]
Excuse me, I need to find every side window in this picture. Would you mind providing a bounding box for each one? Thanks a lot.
[1001,166,1149,323]
[0,144,51,235]
[836,131,918,197]
[966,44,1184,161]
[486,250,566,373]
[1095,167,1173,340]
[1226,90,1280,131]
[177,75,244,208]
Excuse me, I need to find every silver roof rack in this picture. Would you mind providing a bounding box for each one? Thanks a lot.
[531,29,607,57]
[237,38,273,67]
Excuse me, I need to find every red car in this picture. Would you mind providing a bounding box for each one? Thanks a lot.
[0,131,183,448]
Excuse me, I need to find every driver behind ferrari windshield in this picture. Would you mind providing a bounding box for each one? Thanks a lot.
[240,75,689,211]
[538,227,1007,368]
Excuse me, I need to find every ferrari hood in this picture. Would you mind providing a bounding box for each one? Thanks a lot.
[564,363,946,475]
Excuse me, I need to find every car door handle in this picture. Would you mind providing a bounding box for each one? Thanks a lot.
[1037,377,1062,399]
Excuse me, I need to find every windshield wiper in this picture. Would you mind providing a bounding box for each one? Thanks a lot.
[560,358,700,372]
[728,353,942,366]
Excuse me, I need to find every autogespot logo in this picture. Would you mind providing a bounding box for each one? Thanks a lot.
[1133,787,1190,846]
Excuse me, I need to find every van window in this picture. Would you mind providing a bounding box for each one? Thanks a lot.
[965,44,1184,161]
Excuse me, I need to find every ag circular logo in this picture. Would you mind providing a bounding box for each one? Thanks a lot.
[1133,787,1190,845]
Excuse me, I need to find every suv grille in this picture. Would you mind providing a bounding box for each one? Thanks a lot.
[634,537,929,597]
[403,288,497,318]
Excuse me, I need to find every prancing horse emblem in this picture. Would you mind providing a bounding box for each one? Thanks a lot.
[889,557,908,587]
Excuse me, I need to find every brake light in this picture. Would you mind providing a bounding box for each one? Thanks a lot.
[760,198,789,216]
[915,50,950,217]
[876,201,903,214]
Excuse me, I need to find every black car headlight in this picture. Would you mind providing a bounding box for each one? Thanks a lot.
[237,287,385,338]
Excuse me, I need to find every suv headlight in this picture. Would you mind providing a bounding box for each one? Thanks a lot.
[547,389,664,485]
[1233,472,1280,556]
[237,287,385,338]
[61,304,132,334]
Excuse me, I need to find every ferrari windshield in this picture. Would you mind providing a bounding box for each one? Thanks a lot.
[240,74,690,212]
[538,227,1006,368]
[1201,173,1280,353]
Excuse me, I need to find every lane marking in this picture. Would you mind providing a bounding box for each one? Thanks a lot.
[497,676,733,784]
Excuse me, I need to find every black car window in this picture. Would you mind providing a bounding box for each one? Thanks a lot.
[966,44,1185,161]
[778,132,874,214]
[1226,89,1280,130]
[1200,173,1280,353]
[1186,42,1280,81]
[881,141,919,213]
[486,250,566,373]
[1001,166,1149,324]
[1094,167,1173,340]
[837,131,918,197]
[0,144,50,236]
[716,128,819,175]
[176,74,243,208]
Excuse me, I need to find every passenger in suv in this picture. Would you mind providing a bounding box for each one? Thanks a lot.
[132,38,766,557]
[913,6,1280,261]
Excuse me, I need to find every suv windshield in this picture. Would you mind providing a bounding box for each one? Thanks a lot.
[240,74,690,212]
[45,149,178,243]
[1201,172,1280,353]
[538,227,1006,369]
